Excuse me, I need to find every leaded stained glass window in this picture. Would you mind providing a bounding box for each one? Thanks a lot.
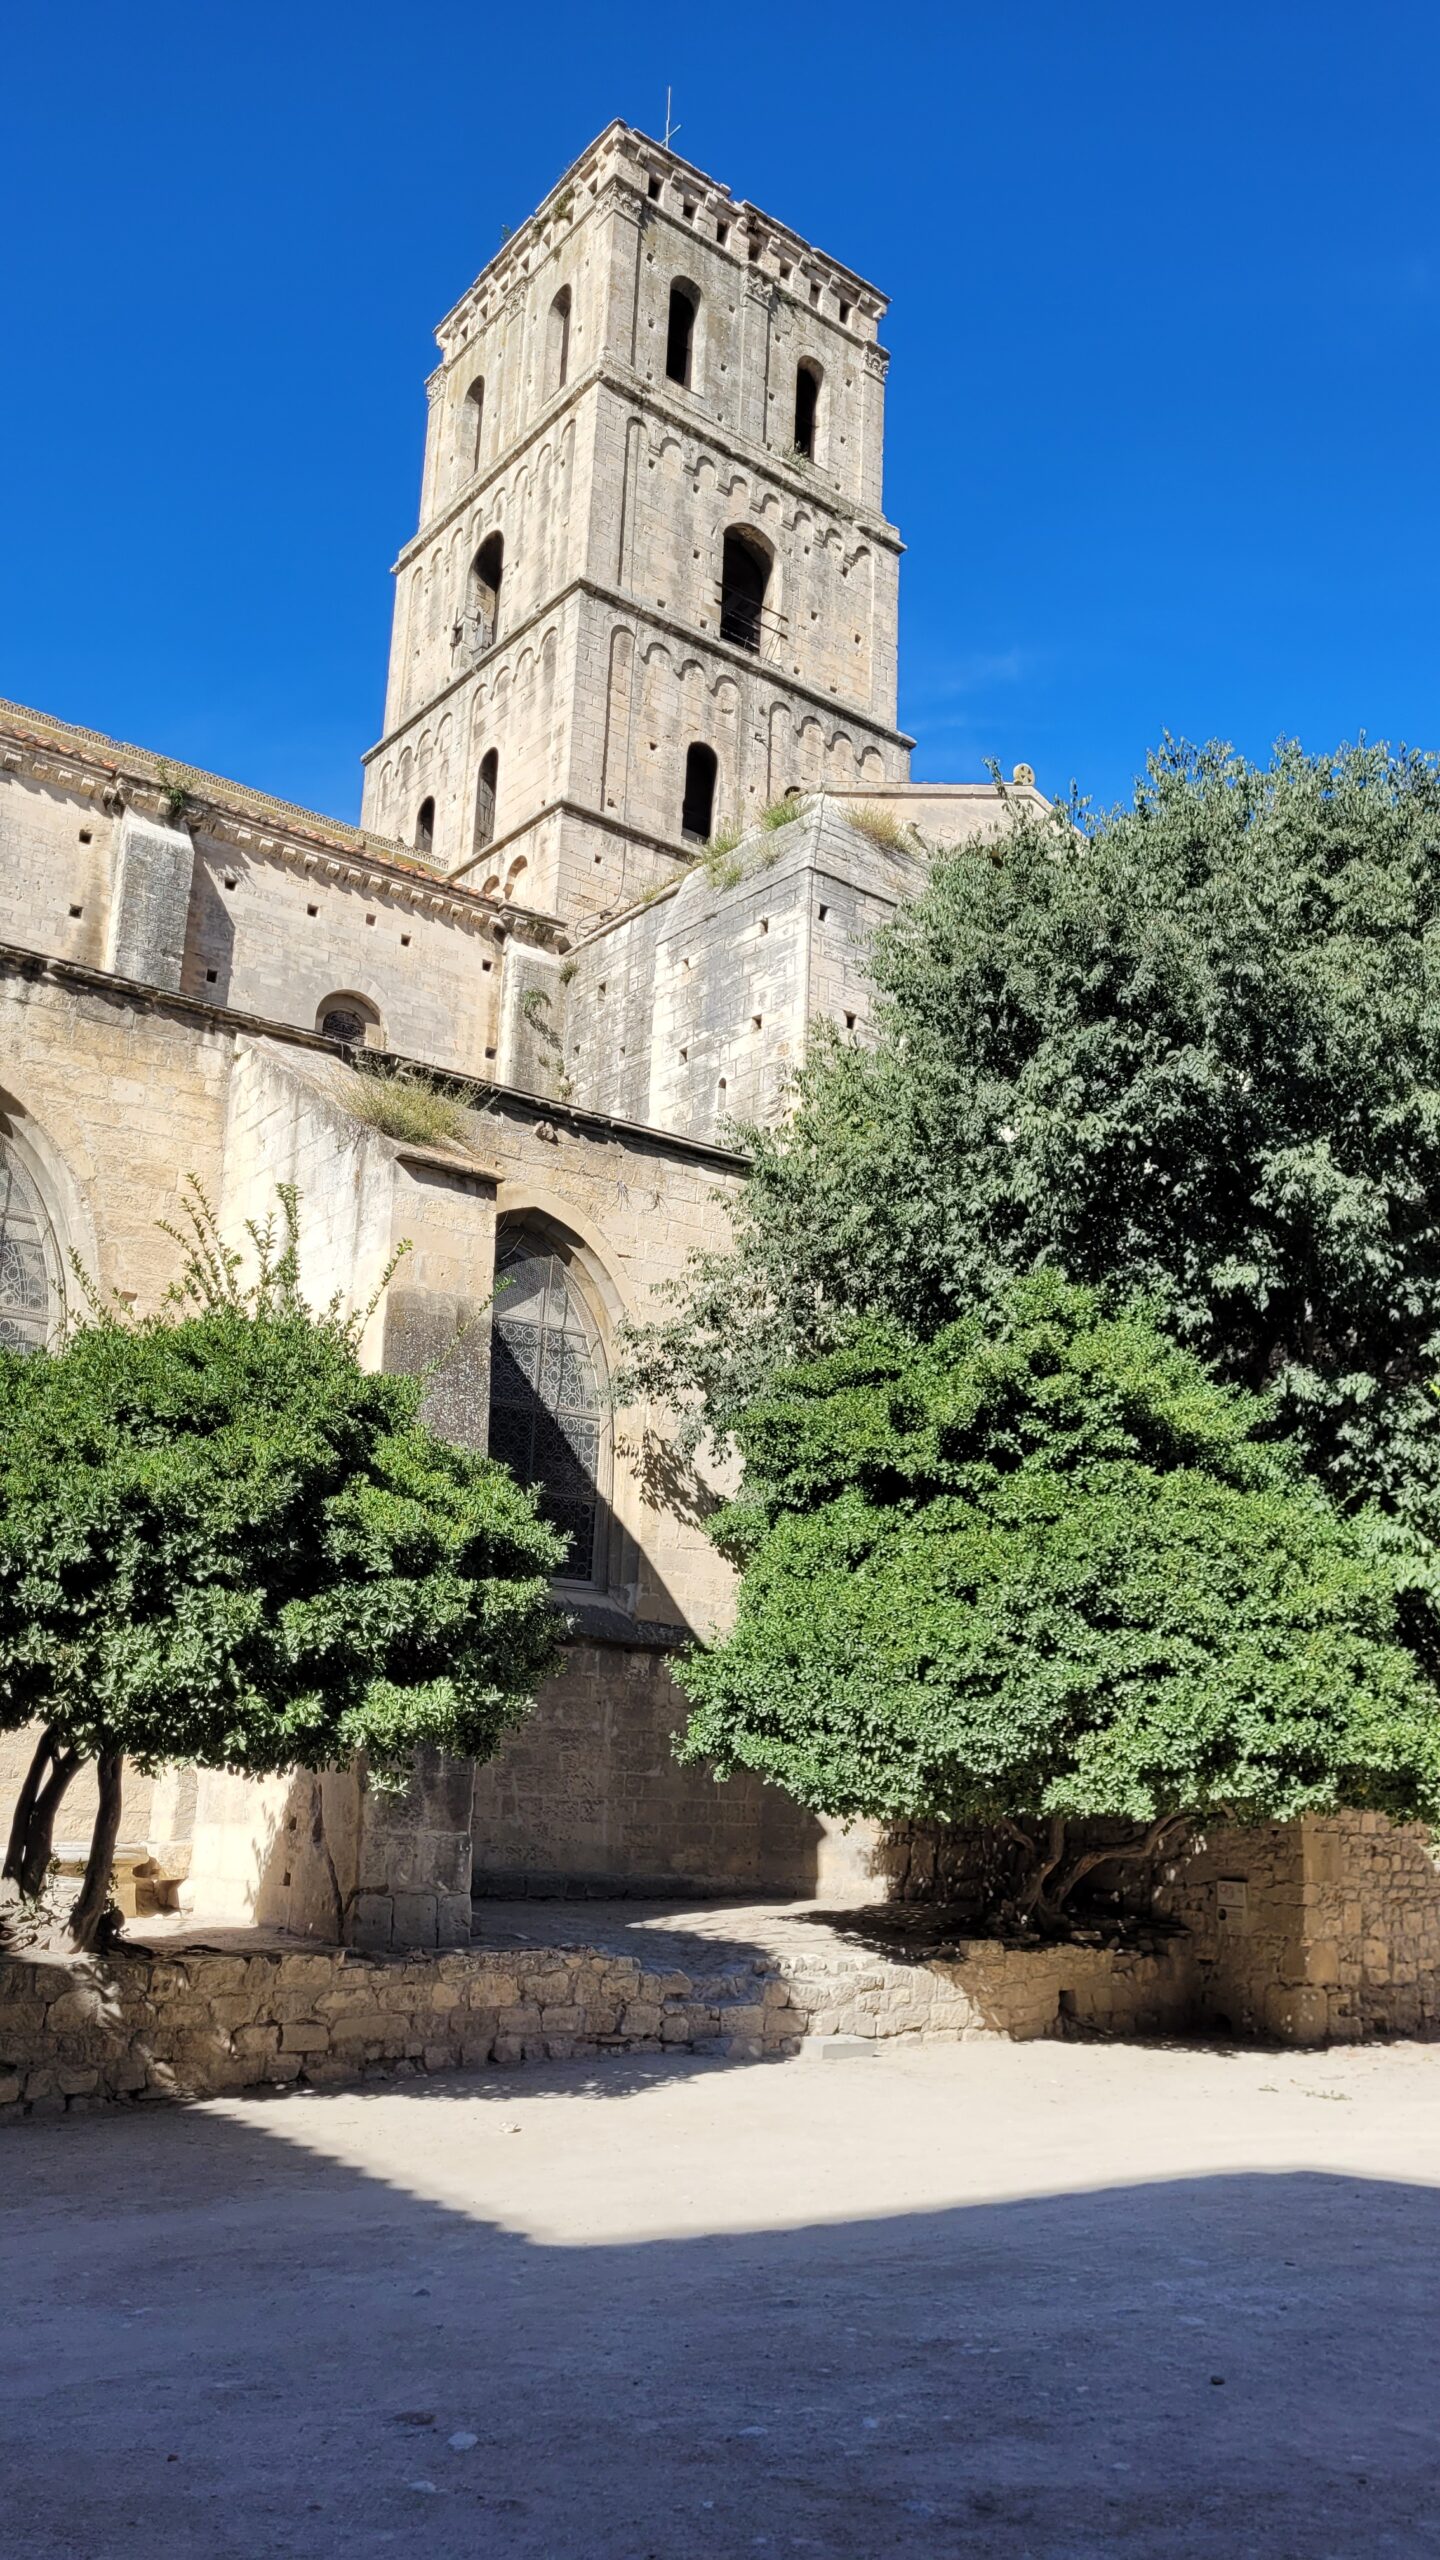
[488,1240,604,1580]
[0,1148,53,1355]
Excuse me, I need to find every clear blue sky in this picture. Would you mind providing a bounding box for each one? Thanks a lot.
[4,1,1438,821]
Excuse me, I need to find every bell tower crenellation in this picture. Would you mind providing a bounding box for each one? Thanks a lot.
[360,121,912,925]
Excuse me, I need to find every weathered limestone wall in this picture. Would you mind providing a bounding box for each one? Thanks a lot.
[106,808,194,990]
[364,119,908,919]
[560,797,927,1142]
[0,705,558,1092]
[1162,1815,1440,2044]
[823,779,1051,848]
[0,745,117,971]
[0,958,758,1946]
[471,1641,874,1903]
[177,826,506,1073]
[0,1926,1197,2120]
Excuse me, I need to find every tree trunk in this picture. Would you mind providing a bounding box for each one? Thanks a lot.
[3,1725,59,1882]
[11,1740,82,1900]
[1002,1812,1195,1933]
[69,1749,123,1953]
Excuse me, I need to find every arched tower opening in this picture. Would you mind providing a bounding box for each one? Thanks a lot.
[468,533,504,654]
[681,742,718,843]
[719,528,771,653]
[794,359,822,460]
[547,287,572,394]
[665,281,699,388]
[473,748,499,854]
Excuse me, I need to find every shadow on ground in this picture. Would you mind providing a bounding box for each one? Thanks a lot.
[2,2046,1437,2559]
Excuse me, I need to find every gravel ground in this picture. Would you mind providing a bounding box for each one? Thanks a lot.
[4,2036,1439,2558]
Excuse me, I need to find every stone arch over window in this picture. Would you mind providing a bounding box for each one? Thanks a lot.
[681,742,718,843]
[317,992,383,1048]
[468,533,504,654]
[0,1138,61,1354]
[415,796,435,856]
[794,358,822,459]
[473,748,499,855]
[665,279,699,388]
[719,526,772,653]
[488,1225,611,1584]
[463,374,485,475]
[547,286,572,395]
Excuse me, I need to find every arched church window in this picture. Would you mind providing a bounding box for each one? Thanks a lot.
[463,375,485,475]
[681,742,718,843]
[488,1236,606,1581]
[794,359,821,459]
[473,748,498,854]
[0,1144,55,1355]
[317,993,382,1047]
[547,287,572,395]
[666,281,699,388]
[415,796,435,856]
[468,533,504,655]
[719,528,771,652]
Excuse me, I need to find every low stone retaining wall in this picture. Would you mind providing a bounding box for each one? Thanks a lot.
[0,1926,1197,2121]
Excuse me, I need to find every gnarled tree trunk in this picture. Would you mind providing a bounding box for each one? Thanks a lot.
[1001,1811,1194,1933]
[3,1724,83,1899]
[69,1748,123,1953]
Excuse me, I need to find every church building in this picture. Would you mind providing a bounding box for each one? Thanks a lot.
[0,123,1038,1944]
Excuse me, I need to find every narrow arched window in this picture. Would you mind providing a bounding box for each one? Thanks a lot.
[794,360,821,459]
[0,1143,55,1355]
[468,533,504,652]
[666,281,698,388]
[488,1235,606,1580]
[548,287,572,394]
[473,748,498,854]
[318,993,382,1048]
[415,797,435,856]
[719,528,771,652]
[463,375,485,474]
[681,743,718,843]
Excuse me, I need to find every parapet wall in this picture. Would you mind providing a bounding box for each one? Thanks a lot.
[0,1926,1195,2121]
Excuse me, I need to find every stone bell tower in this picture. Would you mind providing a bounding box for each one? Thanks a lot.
[360,121,911,925]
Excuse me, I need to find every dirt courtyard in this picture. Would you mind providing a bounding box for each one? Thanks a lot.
[3,2037,1439,2558]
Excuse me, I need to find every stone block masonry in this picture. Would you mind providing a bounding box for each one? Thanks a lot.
[1161,1813,1440,2043]
[0,1922,1199,2119]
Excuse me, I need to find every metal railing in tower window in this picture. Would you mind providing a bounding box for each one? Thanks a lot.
[715,583,789,658]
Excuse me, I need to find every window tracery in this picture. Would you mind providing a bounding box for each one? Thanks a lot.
[488,1237,605,1580]
[0,1146,54,1354]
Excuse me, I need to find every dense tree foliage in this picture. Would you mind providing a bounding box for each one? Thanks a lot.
[624,740,1440,1528]
[675,1278,1440,1921]
[0,1190,563,1947]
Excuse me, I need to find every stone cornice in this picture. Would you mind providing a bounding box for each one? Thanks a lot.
[0,939,749,1174]
[0,696,421,871]
[403,360,900,573]
[365,572,913,775]
[435,121,887,358]
[0,697,564,945]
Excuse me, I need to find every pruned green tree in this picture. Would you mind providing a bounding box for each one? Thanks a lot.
[623,739,1440,1527]
[674,1277,1440,1926]
[0,1187,563,1950]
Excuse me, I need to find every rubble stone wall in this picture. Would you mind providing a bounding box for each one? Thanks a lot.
[1162,1814,1440,2044]
[0,1931,1196,2121]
